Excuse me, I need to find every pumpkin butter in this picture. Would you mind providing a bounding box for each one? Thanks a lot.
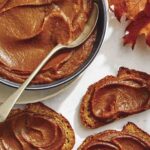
[0,112,65,150]
[0,103,75,150]
[0,0,96,84]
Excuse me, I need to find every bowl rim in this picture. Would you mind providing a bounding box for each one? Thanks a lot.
[0,0,107,90]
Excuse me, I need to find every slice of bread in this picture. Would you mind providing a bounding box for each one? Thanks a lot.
[80,67,150,128]
[2,102,75,150]
[78,122,150,149]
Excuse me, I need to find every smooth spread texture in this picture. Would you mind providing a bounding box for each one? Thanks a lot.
[0,103,75,150]
[78,122,150,150]
[80,67,150,128]
[91,77,149,120]
[0,0,96,84]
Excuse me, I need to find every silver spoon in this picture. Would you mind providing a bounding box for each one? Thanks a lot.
[0,3,99,122]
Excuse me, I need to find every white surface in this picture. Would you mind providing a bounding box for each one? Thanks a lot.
[1,12,150,149]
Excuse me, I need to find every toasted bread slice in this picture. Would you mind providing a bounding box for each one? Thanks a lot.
[5,102,75,150]
[78,122,150,150]
[80,67,150,128]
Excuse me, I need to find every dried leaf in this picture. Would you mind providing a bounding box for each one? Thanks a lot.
[123,2,150,48]
[108,0,150,48]
[126,0,148,19]
[109,0,147,20]
[109,0,126,21]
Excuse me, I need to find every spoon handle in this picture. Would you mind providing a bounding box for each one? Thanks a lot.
[0,44,64,122]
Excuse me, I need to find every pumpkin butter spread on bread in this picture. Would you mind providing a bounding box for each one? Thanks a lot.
[80,67,150,128]
[78,122,150,149]
[0,102,75,150]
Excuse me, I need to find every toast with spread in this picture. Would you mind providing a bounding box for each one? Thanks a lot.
[0,102,75,150]
[78,122,150,149]
[80,67,150,128]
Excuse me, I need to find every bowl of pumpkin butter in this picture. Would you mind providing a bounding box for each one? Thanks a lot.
[0,0,107,90]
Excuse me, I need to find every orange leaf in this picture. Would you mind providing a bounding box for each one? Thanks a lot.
[109,0,148,20]
[108,0,126,21]
[123,2,150,48]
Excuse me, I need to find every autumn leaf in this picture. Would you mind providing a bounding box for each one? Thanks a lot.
[109,0,147,21]
[126,0,148,19]
[108,0,150,48]
[123,2,150,48]
[108,0,127,21]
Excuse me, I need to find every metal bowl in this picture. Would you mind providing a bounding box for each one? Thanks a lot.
[0,0,107,90]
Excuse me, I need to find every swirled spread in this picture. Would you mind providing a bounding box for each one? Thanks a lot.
[0,112,65,150]
[0,0,96,84]
[80,132,149,150]
[78,123,150,150]
[0,103,75,150]
[91,76,150,121]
